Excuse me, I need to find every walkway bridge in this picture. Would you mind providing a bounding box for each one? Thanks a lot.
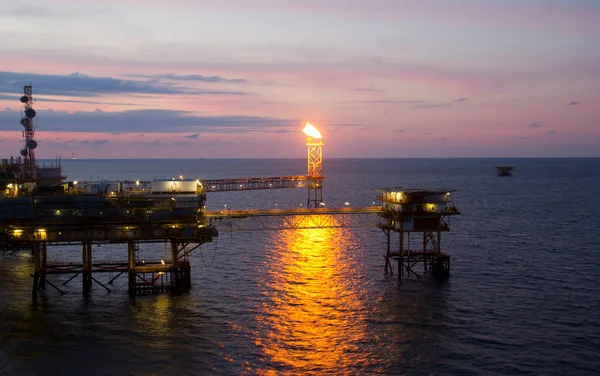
[205,206,382,231]
[200,175,308,192]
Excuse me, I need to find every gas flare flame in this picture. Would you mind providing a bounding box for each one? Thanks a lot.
[302,122,322,139]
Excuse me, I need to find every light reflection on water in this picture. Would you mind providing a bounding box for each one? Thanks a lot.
[130,294,174,341]
[255,227,369,374]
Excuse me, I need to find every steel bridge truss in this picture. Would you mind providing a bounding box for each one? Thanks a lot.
[206,207,382,231]
[200,175,309,192]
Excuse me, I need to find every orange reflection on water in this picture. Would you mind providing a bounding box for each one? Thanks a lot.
[130,294,174,342]
[256,226,368,374]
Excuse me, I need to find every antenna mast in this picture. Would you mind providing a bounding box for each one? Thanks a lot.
[19,85,37,182]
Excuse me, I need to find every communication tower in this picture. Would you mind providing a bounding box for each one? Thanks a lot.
[19,85,37,181]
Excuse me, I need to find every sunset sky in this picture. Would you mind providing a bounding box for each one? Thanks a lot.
[1,0,599,158]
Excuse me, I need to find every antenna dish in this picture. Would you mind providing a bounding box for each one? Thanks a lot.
[26,139,38,149]
[24,109,36,118]
[20,149,28,156]
[20,96,29,103]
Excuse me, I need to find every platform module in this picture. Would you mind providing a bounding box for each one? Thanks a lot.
[495,166,514,176]
[0,185,217,297]
[377,188,460,279]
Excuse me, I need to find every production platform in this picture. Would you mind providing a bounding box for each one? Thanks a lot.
[1,85,460,299]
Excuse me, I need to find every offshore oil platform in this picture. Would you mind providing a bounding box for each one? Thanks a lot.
[496,166,514,176]
[1,85,460,299]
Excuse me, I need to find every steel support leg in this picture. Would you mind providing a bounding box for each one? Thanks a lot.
[127,241,136,295]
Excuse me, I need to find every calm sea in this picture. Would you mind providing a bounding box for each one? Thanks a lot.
[1,158,599,375]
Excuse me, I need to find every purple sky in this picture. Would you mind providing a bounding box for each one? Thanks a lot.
[0,0,599,158]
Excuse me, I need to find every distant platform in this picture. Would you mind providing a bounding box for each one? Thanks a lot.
[495,166,514,177]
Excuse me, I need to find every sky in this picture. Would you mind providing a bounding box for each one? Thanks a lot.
[0,0,599,158]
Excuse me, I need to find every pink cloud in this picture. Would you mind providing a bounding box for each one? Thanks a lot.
[1,0,598,158]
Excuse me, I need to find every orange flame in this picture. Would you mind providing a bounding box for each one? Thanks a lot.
[302,122,322,139]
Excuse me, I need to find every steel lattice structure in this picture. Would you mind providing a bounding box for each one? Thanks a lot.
[19,85,37,181]
[306,137,324,207]
[200,175,308,192]
[206,206,382,231]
